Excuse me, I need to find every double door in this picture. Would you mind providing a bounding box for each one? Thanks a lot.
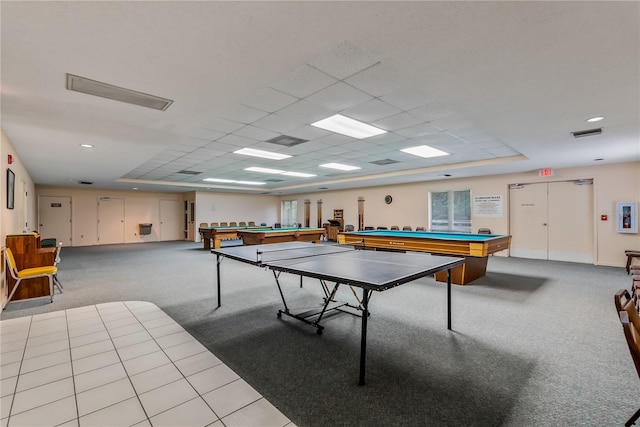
[509,180,593,263]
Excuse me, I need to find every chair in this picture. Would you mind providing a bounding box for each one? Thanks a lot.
[390,226,399,230]
[478,228,492,234]
[376,226,388,230]
[3,247,57,310]
[229,221,237,226]
[626,250,640,274]
[364,226,374,230]
[239,221,246,226]
[416,226,426,231]
[615,289,640,426]
[402,226,412,231]
[248,221,256,226]
[274,223,281,229]
[345,224,355,232]
[220,222,228,226]
[210,222,219,227]
[199,222,208,228]
[52,242,63,294]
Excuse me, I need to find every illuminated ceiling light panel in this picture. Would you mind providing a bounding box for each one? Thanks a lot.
[400,145,449,159]
[203,178,235,183]
[586,116,604,122]
[235,180,266,185]
[311,114,387,139]
[319,163,361,171]
[282,171,317,177]
[245,167,285,174]
[233,147,291,160]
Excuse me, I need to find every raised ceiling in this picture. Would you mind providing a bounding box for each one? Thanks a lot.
[1,1,638,194]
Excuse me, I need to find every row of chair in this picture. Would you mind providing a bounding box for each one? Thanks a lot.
[614,267,640,426]
[199,221,256,227]
[2,242,63,311]
[363,226,427,231]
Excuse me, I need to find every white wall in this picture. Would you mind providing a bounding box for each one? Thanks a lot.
[283,161,640,267]
[195,191,279,232]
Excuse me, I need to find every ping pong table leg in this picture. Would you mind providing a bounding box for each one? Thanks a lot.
[216,254,222,308]
[447,268,451,330]
[359,288,370,386]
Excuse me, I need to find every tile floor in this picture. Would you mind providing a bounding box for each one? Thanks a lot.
[0,301,295,427]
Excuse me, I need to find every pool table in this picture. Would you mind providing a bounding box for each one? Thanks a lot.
[199,225,270,249]
[238,227,326,246]
[337,230,511,285]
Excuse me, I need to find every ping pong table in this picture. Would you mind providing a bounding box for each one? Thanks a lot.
[211,242,464,385]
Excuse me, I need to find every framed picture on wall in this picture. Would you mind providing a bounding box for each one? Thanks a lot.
[6,168,15,209]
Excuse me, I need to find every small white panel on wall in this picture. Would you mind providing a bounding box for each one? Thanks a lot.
[617,201,638,233]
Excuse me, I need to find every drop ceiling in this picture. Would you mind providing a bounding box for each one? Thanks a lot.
[1,1,638,195]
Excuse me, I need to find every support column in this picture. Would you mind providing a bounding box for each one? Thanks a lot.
[304,199,310,228]
[358,197,365,231]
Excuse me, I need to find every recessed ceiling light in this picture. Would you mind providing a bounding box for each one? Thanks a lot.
[586,116,604,122]
[80,144,93,148]
[401,145,449,159]
[235,180,266,186]
[132,187,138,190]
[244,167,285,174]
[233,147,291,160]
[203,178,235,183]
[311,114,387,139]
[282,171,317,178]
[319,162,361,171]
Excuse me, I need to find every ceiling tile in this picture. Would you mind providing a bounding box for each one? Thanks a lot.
[410,102,459,122]
[252,113,303,133]
[305,81,373,112]
[286,125,331,141]
[233,125,280,142]
[219,104,270,124]
[430,114,476,131]
[372,112,423,131]
[380,86,436,111]
[345,62,411,97]
[275,99,333,124]
[271,64,338,98]
[394,122,440,138]
[201,118,245,134]
[218,134,261,147]
[308,41,379,80]
[343,99,402,122]
[242,87,298,113]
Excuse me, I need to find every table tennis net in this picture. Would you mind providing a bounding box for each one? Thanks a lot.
[256,244,354,264]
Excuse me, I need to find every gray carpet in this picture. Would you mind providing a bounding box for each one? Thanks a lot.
[1,241,636,426]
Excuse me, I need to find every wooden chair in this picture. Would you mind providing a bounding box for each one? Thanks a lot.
[210,222,219,227]
[229,221,238,227]
[248,221,256,226]
[239,221,246,226]
[376,226,388,230]
[390,226,399,230]
[416,226,426,231]
[364,226,374,230]
[626,250,640,274]
[478,228,492,234]
[220,222,228,226]
[402,226,412,231]
[615,289,640,426]
[3,247,57,310]
[199,222,208,227]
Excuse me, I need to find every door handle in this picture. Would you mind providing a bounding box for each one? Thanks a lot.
[543,223,547,226]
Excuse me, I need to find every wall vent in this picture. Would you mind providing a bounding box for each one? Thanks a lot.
[266,135,308,147]
[571,128,602,138]
[370,159,399,165]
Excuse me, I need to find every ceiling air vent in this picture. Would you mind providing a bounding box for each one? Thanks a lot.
[177,170,202,175]
[79,181,93,185]
[266,135,308,147]
[370,159,399,166]
[66,74,173,111]
[265,179,284,182]
[571,128,602,138]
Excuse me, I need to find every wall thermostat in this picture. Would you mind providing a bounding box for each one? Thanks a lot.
[384,195,393,204]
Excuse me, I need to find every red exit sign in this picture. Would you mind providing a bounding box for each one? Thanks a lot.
[539,168,553,177]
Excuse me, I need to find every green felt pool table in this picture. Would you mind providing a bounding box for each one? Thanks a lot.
[337,230,511,285]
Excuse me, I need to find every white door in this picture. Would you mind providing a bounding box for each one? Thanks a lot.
[160,199,182,241]
[38,196,72,246]
[98,197,125,245]
[509,181,593,263]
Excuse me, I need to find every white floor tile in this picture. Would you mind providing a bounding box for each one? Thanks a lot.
[122,350,171,376]
[103,316,139,331]
[0,331,28,347]
[79,396,146,427]
[72,350,120,375]
[0,362,20,381]
[16,362,72,393]
[155,331,195,349]
[202,379,262,418]
[221,398,290,427]
[67,315,103,331]
[149,397,218,427]
[111,330,152,349]
[25,331,68,348]
[0,350,23,367]
[139,315,175,330]
[0,340,25,355]
[116,340,161,362]
[173,351,222,377]
[74,362,128,393]
[1,395,13,421]
[0,376,17,398]
[57,418,80,427]
[146,322,184,339]
[31,310,65,322]
[67,322,107,339]
[19,349,70,374]
[23,338,69,360]
[129,363,184,395]
[131,419,152,427]
[163,340,208,362]
[187,364,240,396]
[107,322,146,339]
[11,377,75,415]
[70,339,114,360]
[6,395,77,427]
[69,330,110,348]
[138,378,198,417]
[76,377,136,417]
[27,319,67,338]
